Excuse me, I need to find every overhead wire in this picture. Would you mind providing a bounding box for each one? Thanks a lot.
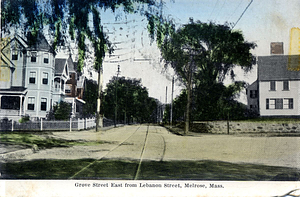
[225,0,244,22]
[209,0,220,20]
[232,0,253,28]
[214,0,227,22]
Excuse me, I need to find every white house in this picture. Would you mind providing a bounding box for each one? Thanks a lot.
[0,33,85,120]
[247,55,300,117]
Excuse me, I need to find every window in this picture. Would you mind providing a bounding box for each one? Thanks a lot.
[270,81,276,91]
[1,96,20,110]
[31,52,37,62]
[283,81,289,90]
[284,98,293,109]
[12,51,18,60]
[266,98,291,110]
[42,72,48,85]
[41,98,47,111]
[43,53,49,64]
[29,72,36,84]
[250,90,258,98]
[289,99,293,109]
[27,97,35,110]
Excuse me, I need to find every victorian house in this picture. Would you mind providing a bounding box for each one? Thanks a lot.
[0,33,85,120]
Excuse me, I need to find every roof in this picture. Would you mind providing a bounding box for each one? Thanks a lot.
[55,59,67,75]
[67,56,76,73]
[258,55,300,81]
[0,87,27,95]
[27,32,55,53]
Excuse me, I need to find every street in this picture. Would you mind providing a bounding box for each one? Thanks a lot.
[18,125,300,169]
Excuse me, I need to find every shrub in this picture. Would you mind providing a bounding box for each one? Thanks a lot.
[47,101,72,120]
[19,115,30,123]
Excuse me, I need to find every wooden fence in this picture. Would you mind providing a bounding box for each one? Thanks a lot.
[0,118,99,131]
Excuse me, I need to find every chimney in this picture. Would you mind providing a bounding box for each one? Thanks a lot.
[270,42,284,55]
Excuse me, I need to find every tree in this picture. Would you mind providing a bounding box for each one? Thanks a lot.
[103,77,157,124]
[82,79,98,117]
[47,101,72,120]
[1,0,167,131]
[156,20,256,134]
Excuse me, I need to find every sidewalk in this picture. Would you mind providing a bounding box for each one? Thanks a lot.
[0,124,126,161]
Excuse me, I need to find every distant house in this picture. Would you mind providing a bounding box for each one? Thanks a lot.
[247,43,300,117]
[0,33,85,120]
[63,57,86,117]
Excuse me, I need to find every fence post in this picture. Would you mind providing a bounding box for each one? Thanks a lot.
[11,120,14,131]
[78,118,80,130]
[85,118,88,129]
[70,118,72,132]
[41,118,43,131]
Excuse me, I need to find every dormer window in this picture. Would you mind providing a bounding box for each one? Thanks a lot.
[31,51,37,62]
[12,50,18,60]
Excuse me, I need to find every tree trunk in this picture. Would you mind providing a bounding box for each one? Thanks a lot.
[185,81,191,135]
[96,67,103,131]
[185,62,193,135]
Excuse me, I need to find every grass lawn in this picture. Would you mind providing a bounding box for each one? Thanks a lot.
[1,159,299,181]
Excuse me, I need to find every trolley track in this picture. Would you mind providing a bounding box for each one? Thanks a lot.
[68,124,165,180]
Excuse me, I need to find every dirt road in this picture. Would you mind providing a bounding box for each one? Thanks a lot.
[16,125,300,169]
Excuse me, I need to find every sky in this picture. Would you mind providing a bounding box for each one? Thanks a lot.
[70,0,300,104]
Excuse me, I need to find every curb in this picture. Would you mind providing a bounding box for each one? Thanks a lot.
[0,148,34,161]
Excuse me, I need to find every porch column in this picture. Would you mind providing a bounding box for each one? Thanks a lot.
[19,95,23,116]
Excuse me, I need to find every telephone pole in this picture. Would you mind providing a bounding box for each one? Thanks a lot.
[96,66,103,132]
[114,65,120,127]
[170,76,174,126]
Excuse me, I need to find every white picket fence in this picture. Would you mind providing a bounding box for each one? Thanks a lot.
[77,118,96,130]
[1,118,96,131]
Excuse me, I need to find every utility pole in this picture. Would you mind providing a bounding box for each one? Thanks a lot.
[96,66,103,132]
[114,65,120,127]
[165,86,167,104]
[170,76,174,126]
[124,85,128,125]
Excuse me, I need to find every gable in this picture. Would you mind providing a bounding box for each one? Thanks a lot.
[0,36,28,69]
[54,58,69,79]
[55,59,67,75]
[1,36,27,52]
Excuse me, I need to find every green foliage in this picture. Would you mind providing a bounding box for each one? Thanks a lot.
[19,115,30,123]
[1,0,164,72]
[47,101,72,120]
[82,79,98,117]
[154,21,256,122]
[158,21,256,86]
[103,77,157,123]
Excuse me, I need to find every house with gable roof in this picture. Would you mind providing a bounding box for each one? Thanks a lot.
[247,43,300,117]
[0,33,85,120]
